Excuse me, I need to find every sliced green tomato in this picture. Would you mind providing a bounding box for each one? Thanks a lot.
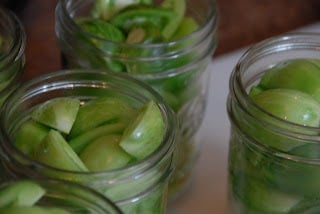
[109,5,174,32]
[161,0,186,39]
[119,100,165,160]
[103,168,162,201]
[69,97,137,138]
[31,98,80,134]
[240,180,302,213]
[251,88,320,127]
[0,181,45,208]
[171,17,198,39]
[78,17,125,43]
[76,17,125,72]
[261,156,320,197]
[33,130,88,172]
[14,120,50,156]
[69,122,127,154]
[257,58,320,103]
[80,134,132,171]
[0,206,71,214]
[71,38,125,72]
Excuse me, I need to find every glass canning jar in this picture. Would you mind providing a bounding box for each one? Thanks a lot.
[55,0,218,199]
[227,33,320,213]
[0,69,177,214]
[0,6,25,106]
[0,178,122,213]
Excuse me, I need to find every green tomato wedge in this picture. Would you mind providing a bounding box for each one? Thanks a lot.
[14,120,50,156]
[33,130,88,172]
[69,97,137,138]
[119,100,165,160]
[248,85,264,96]
[31,98,80,134]
[171,17,199,40]
[257,58,320,103]
[109,5,174,32]
[161,0,186,39]
[69,122,127,154]
[260,155,320,197]
[103,168,162,201]
[251,88,320,127]
[78,17,125,43]
[0,206,71,214]
[0,181,45,208]
[240,180,301,213]
[80,134,132,171]
[77,17,126,72]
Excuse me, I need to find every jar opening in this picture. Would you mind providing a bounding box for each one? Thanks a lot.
[0,69,177,187]
[228,33,320,163]
[57,0,217,47]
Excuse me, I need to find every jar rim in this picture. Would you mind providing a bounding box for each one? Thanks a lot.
[232,32,320,133]
[0,7,26,69]
[56,0,218,48]
[0,178,123,213]
[238,32,320,65]
[55,0,217,78]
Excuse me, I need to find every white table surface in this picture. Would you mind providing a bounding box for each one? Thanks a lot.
[168,22,320,214]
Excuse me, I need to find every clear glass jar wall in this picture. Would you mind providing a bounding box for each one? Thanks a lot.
[0,178,122,213]
[55,0,218,198]
[0,7,25,106]
[227,33,320,213]
[0,70,177,214]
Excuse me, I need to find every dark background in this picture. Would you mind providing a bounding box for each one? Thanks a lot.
[2,0,320,80]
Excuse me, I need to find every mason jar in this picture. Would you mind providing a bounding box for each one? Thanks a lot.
[0,178,122,213]
[227,33,320,213]
[0,6,25,106]
[55,0,218,199]
[0,69,177,214]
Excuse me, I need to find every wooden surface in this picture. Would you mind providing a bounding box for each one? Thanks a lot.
[216,0,320,55]
[4,0,320,81]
